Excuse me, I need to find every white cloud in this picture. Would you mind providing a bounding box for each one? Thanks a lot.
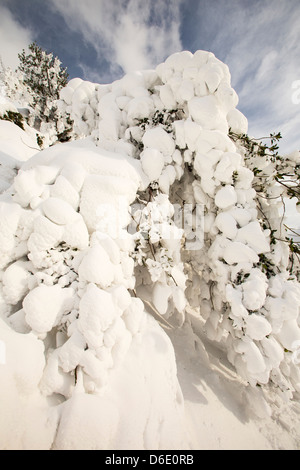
[209,0,300,153]
[49,0,183,77]
[0,5,33,70]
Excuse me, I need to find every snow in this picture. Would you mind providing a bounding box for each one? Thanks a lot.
[215,81,239,114]
[23,284,74,334]
[242,269,268,311]
[50,175,80,210]
[53,314,186,450]
[140,148,164,181]
[152,283,172,315]
[29,215,64,252]
[62,217,90,250]
[215,185,238,209]
[214,212,238,239]
[14,169,45,207]
[188,95,227,131]
[277,320,300,351]
[0,48,299,450]
[78,284,117,349]
[80,174,136,233]
[53,391,119,450]
[177,79,195,102]
[78,245,115,288]
[214,152,241,183]
[236,221,270,254]
[244,314,272,341]
[0,201,22,269]
[159,84,177,109]
[0,318,54,450]
[227,108,249,134]
[223,241,259,265]
[168,321,281,450]
[60,160,86,192]
[142,127,175,156]
[127,96,154,121]
[184,120,202,151]
[230,207,253,227]
[2,260,31,305]
[42,197,78,225]
[0,120,38,162]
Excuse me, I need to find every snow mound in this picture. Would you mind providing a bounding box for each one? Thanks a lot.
[0,96,40,192]
[0,133,187,448]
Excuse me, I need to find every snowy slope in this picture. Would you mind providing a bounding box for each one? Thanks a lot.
[0,50,299,450]
[0,103,39,192]
[169,313,300,450]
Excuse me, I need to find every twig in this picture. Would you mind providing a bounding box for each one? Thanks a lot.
[142,298,174,329]
[148,240,156,261]
[169,272,178,287]
[280,195,286,239]
[275,178,300,197]
[20,137,40,151]
[284,224,300,238]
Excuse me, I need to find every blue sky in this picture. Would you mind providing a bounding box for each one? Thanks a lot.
[0,0,300,154]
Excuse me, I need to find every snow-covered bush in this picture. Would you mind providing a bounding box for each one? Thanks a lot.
[57,77,98,140]
[0,108,25,130]
[0,141,147,397]
[229,130,300,280]
[1,43,73,147]
[56,50,300,398]
[0,61,32,111]
[0,84,24,123]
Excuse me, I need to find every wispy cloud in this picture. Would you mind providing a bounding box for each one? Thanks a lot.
[204,0,300,153]
[49,0,183,80]
[0,5,33,70]
[51,0,299,153]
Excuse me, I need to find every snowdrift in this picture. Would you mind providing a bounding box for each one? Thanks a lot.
[0,50,299,450]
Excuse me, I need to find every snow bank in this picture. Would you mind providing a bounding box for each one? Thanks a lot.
[23,284,74,335]
[54,315,186,450]
[141,148,164,181]
[0,96,40,192]
[0,128,186,448]
[0,120,39,192]
[0,318,55,449]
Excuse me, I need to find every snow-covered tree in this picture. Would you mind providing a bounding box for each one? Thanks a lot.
[1,43,73,147]
[0,57,32,111]
[18,42,68,121]
[48,50,300,399]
